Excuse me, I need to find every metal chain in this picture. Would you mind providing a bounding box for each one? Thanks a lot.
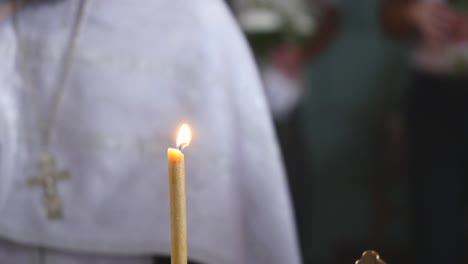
[12,0,91,149]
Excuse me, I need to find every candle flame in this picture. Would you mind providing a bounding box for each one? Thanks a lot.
[176,123,191,151]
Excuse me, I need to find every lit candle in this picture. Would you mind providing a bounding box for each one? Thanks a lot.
[168,123,191,264]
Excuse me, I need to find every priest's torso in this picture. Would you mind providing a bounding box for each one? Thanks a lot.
[0,1,300,264]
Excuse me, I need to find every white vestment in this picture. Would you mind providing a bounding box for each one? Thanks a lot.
[0,238,153,264]
[0,0,301,263]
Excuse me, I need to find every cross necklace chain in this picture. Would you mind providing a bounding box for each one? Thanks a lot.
[13,0,91,219]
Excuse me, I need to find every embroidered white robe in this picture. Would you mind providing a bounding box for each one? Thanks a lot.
[0,1,301,263]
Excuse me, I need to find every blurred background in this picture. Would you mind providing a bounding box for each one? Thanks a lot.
[228,0,468,263]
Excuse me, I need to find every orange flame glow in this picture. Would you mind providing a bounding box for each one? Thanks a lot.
[176,123,191,151]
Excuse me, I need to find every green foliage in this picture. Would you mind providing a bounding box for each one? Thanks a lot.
[451,56,468,74]
[450,0,468,9]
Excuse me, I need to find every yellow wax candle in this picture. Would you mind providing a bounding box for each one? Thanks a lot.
[168,124,191,264]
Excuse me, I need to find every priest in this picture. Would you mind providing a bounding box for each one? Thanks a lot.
[0,0,301,263]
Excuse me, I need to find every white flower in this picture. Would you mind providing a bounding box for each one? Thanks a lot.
[238,7,284,33]
[291,13,316,36]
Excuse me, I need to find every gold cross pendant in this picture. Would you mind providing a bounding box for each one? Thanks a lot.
[27,151,70,219]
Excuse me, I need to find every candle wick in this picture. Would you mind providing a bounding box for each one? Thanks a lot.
[178,144,185,151]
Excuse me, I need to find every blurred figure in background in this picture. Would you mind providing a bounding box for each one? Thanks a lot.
[233,0,314,242]
[382,1,468,263]
[275,0,407,263]
[0,0,300,263]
